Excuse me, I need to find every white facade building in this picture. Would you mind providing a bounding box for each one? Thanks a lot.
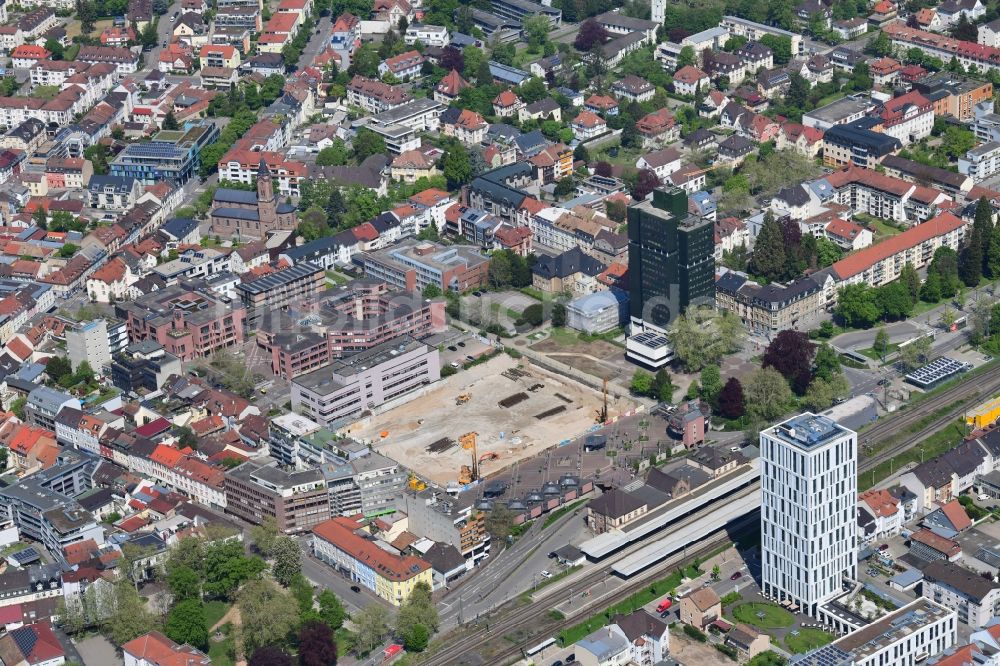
[761,413,857,618]
[960,141,1000,181]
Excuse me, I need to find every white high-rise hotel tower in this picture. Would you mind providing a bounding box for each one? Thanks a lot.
[760,413,857,617]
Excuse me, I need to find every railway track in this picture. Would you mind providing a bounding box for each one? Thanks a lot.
[858,362,1000,473]
[423,529,739,666]
[420,486,759,666]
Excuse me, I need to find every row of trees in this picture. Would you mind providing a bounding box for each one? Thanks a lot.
[747,212,840,282]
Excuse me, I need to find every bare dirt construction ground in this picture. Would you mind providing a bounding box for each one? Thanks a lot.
[528,334,632,383]
[344,354,636,486]
[669,630,725,664]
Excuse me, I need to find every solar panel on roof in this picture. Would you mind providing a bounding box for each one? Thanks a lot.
[11,626,37,658]
[905,357,970,388]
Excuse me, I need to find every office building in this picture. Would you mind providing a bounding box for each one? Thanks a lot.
[110,341,182,394]
[761,413,857,618]
[625,187,713,368]
[792,599,955,666]
[109,122,219,185]
[235,261,324,327]
[224,458,331,534]
[291,336,440,426]
[361,239,490,293]
[404,489,490,563]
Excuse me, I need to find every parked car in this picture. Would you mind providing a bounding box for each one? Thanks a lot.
[350,585,361,593]
[656,599,672,613]
[878,544,889,551]
[540,570,552,579]
[730,571,742,580]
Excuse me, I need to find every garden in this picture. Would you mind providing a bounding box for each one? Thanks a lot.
[784,627,835,653]
[731,603,794,629]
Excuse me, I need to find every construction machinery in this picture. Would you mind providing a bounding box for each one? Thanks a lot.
[407,473,426,491]
[459,432,479,484]
[479,452,499,464]
[596,377,609,424]
[456,394,471,405]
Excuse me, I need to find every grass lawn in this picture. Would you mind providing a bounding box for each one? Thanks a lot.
[785,627,836,653]
[0,542,30,558]
[207,623,235,666]
[203,600,230,630]
[325,270,349,285]
[869,219,903,238]
[545,327,582,346]
[816,91,847,107]
[860,418,966,490]
[30,85,60,101]
[558,570,685,645]
[858,343,900,361]
[731,603,795,629]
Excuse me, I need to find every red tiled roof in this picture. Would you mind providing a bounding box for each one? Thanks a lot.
[89,256,128,284]
[122,630,210,665]
[673,65,708,84]
[939,498,973,532]
[135,417,172,438]
[859,489,898,517]
[825,218,866,241]
[493,89,520,107]
[911,528,961,557]
[573,110,605,129]
[831,211,964,280]
[313,517,430,582]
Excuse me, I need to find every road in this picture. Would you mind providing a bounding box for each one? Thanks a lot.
[297,14,332,69]
[147,2,181,70]
[298,540,392,616]
[439,506,589,627]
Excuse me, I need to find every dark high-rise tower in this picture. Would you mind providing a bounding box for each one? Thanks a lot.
[626,187,714,367]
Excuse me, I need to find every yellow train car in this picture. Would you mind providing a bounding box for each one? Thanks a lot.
[967,396,1000,430]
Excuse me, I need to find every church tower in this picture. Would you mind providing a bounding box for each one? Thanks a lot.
[256,157,277,232]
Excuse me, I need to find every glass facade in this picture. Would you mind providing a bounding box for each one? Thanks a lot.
[627,187,714,328]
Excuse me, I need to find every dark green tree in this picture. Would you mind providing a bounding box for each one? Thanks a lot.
[960,225,984,287]
[749,213,786,280]
[165,599,208,650]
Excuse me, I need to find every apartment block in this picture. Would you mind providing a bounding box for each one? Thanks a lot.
[312,516,432,605]
[235,261,324,328]
[115,280,247,362]
[959,141,1000,181]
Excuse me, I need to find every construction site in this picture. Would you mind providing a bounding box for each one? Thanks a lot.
[342,353,637,487]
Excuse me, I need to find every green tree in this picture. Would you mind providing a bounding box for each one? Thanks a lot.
[989,221,1000,280]
[10,396,26,420]
[654,369,675,402]
[677,45,696,68]
[45,38,64,60]
[873,327,890,360]
[250,517,279,557]
[238,580,300,656]
[700,365,723,404]
[298,207,332,241]
[104,580,156,646]
[354,604,391,655]
[836,283,880,328]
[552,303,567,328]
[749,213,786,280]
[961,226,985,287]
[975,196,995,276]
[203,541,267,599]
[316,589,345,630]
[352,128,386,162]
[899,335,933,371]
[900,263,921,304]
[348,43,380,77]
[165,599,208,650]
[167,564,201,602]
[876,281,914,320]
[271,536,301,587]
[422,283,442,298]
[631,370,654,395]
[442,143,472,189]
[668,307,745,372]
[743,367,792,423]
[813,344,841,381]
[316,139,349,166]
[45,356,73,382]
[401,623,430,651]
[870,30,892,56]
[523,15,551,48]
